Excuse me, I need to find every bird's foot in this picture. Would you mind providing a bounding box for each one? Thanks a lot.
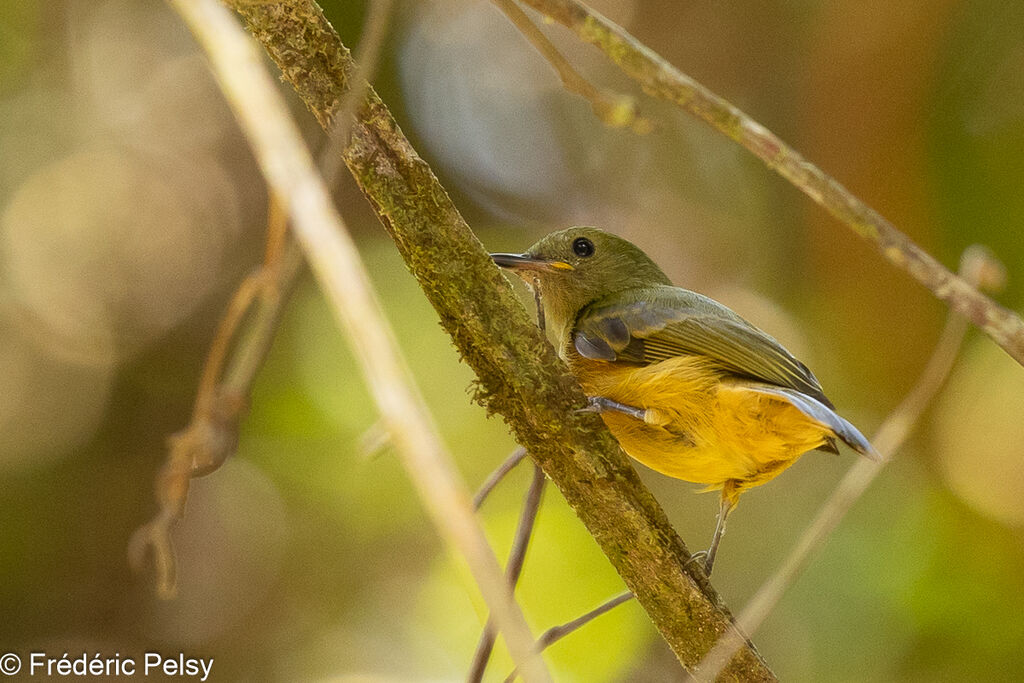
[684,550,714,576]
[577,396,648,422]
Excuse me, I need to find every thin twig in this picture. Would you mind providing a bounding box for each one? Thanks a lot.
[168,1,549,680]
[694,245,1005,681]
[356,419,392,460]
[261,191,291,273]
[191,262,266,416]
[469,463,547,682]
[516,0,1024,368]
[506,465,547,594]
[474,447,530,510]
[504,591,635,683]
[536,590,634,650]
[531,277,545,333]
[488,0,650,133]
[473,284,546,511]
[130,0,394,598]
[128,199,300,598]
[318,0,394,184]
[469,276,552,681]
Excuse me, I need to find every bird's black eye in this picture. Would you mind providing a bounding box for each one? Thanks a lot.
[572,237,595,258]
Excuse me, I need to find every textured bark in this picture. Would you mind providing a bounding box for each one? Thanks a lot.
[228,1,774,679]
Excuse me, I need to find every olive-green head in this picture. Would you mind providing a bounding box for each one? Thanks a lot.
[491,227,671,334]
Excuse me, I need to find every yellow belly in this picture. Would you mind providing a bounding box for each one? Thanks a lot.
[569,354,832,504]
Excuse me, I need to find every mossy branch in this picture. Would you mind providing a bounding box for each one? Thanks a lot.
[517,0,1024,368]
[228,0,773,679]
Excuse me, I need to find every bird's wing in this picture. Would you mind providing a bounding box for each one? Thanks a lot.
[573,287,834,407]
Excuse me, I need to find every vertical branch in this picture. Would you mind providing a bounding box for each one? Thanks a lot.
[167,1,550,680]
[318,0,394,183]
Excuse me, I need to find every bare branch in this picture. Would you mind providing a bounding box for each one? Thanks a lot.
[318,0,394,184]
[227,0,774,678]
[474,447,530,510]
[504,591,635,683]
[128,199,300,598]
[469,463,547,682]
[516,0,1024,368]
[167,1,549,679]
[694,245,1005,680]
[488,0,651,133]
[535,590,634,651]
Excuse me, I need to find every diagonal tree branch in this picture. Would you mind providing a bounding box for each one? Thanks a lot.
[169,0,549,679]
[227,0,773,679]
[515,0,1024,368]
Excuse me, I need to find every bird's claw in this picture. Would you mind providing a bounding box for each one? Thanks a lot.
[576,396,648,421]
[684,550,713,576]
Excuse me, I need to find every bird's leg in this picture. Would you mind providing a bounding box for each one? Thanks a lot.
[577,396,648,421]
[703,493,735,576]
[686,492,736,576]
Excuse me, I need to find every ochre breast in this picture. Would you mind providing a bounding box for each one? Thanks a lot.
[564,346,832,494]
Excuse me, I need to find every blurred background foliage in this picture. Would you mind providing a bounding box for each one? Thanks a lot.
[1,0,1023,680]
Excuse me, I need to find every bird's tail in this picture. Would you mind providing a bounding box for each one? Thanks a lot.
[750,385,881,460]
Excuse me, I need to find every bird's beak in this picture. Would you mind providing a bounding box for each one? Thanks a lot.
[490,252,574,272]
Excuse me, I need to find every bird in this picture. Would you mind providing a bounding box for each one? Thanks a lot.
[491,226,878,575]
